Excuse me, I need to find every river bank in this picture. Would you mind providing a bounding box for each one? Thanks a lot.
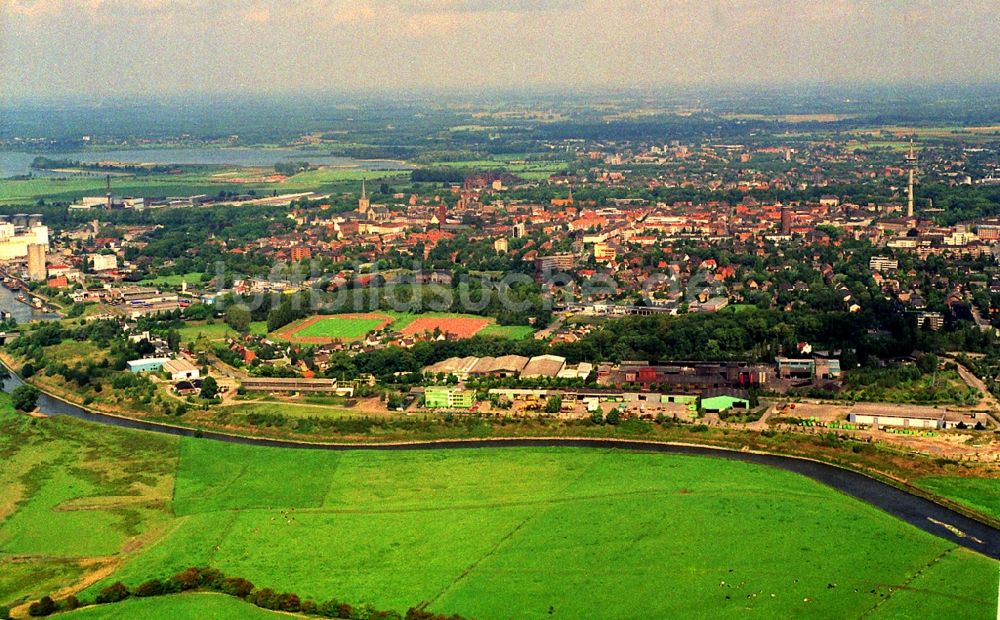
[2,359,998,560]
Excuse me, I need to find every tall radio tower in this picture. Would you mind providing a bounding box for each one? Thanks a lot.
[905,140,917,218]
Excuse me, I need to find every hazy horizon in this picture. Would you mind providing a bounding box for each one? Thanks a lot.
[3,1,1000,100]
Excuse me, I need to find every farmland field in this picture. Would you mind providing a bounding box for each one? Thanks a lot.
[1,398,997,619]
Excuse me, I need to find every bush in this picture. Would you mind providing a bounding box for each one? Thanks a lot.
[220,577,254,598]
[0,605,10,619]
[61,596,80,611]
[95,581,130,604]
[276,592,301,612]
[248,588,279,610]
[134,578,165,597]
[198,567,225,589]
[169,567,202,591]
[28,596,56,617]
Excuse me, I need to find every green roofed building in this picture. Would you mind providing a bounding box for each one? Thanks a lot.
[425,386,476,409]
[700,392,750,413]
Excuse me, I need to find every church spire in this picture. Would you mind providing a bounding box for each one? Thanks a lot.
[358,178,371,215]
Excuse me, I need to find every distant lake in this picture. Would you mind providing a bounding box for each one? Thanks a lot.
[0,147,409,178]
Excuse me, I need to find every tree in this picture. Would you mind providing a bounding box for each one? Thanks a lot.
[200,376,219,400]
[11,384,40,412]
[225,305,252,333]
[0,364,9,385]
[544,394,562,413]
[916,353,939,374]
[605,407,621,425]
[27,596,55,617]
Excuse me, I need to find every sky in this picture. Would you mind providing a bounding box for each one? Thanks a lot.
[2,0,999,98]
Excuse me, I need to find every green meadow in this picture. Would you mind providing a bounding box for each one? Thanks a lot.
[915,477,1000,521]
[177,320,268,344]
[0,394,997,619]
[0,167,410,206]
[62,592,286,619]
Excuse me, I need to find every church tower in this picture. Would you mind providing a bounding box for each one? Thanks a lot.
[358,178,370,215]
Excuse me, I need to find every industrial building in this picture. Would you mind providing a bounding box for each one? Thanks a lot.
[520,355,567,378]
[424,386,476,409]
[26,243,46,281]
[0,219,48,261]
[847,404,969,430]
[776,357,842,380]
[127,358,170,373]
[598,361,769,393]
[163,358,200,381]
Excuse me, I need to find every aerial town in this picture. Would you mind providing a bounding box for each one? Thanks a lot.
[2,127,999,448]
[2,2,999,618]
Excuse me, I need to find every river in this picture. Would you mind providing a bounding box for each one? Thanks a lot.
[0,284,59,323]
[0,147,409,178]
[1,367,997,560]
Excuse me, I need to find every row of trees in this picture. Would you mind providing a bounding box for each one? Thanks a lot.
[25,566,467,620]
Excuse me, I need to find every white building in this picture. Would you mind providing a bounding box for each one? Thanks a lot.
[163,358,200,381]
[869,256,898,271]
[89,253,119,272]
[847,404,964,429]
[0,223,48,260]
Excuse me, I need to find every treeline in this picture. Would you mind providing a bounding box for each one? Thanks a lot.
[23,566,467,620]
[29,156,179,175]
[274,161,313,175]
[411,168,467,183]
[549,305,998,367]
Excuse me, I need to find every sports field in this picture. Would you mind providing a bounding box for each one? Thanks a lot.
[2,397,997,619]
[399,315,492,338]
[273,313,393,343]
[272,312,534,343]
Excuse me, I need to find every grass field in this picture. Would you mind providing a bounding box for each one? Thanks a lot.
[138,272,205,287]
[0,393,178,610]
[2,397,998,619]
[217,402,362,420]
[0,165,412,206]
[915,477,1000,521]
[478,324,537,339]
[273,313,393,344]
[294,315,390,340]
[177,321,268,344]
[63,592,287,619]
